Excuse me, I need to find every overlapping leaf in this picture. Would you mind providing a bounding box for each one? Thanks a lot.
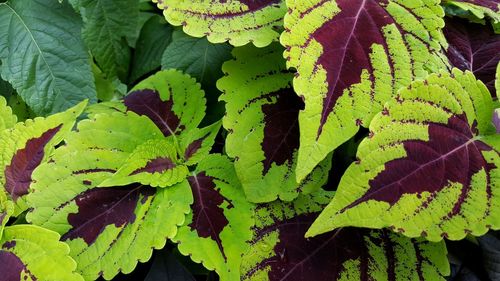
[219,44,331,202]
[444,18,500,94]
[0,225,84,281]
[0,101,86,214]
[308,70,499,241]
[0,0,96,115]
[443,0,500,26]
[281,0,449,182]
[154,0,286,47]
[174,155,253,281]
[242,190,449,281]
[26,112,193,280]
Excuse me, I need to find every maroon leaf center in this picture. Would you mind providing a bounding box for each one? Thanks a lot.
[62,184,155,245]
[0,251,35,281]
[4,125,62,200]
[261,89,303,174]
[130,157,176,175]
[188,172,233,260]
[124,89,184,137]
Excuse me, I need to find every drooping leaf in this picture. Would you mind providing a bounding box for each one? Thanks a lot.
[281,0,449,182]
[0,96,16,131]
[161,30,233,92]
[307,70,499,241]
[219,44,331,202]
[0,225,84,281]
[0,101,86,213]
[0,0,96,115]
[174,154,253,281]
[27,112,192,280]
[78,0,139,80]
[130,15,174,83]
[443,0,500,26]
[99,138,189,188]
[154,0,286,47]
[242,190,449,281]
[444,18,500,95]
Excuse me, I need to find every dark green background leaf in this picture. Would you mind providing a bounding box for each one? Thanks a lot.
[0,0,97,115]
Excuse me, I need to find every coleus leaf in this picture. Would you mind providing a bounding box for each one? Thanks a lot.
[99,138,189,188]
[242,190,449,281]
[442,0,500,26]
[154,0,286,47]
[0,101,86,214]
[180,121,221,166]
[281,0,449,182]
[124,70,206,138]
[26,114,193,280]
[0,0,97,116]
[0,96,16,131]
[0,225,84,281]
[218,43,331,202]
[307,69,499,241]
[173,154,253,281]
[0,191,13,239]
[444,18,500,95]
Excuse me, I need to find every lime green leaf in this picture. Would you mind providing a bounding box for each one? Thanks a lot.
[243,190,449,280]
[0,101,86,214]
[100,138,189,188]
[0,225,84,281]
[0,96,16,131]
[219,43,331,202]
[281,0,449,182]
[0,0,97,115]
[174,154,253,281]
[154,0,286,47]
[0,191,13,239]
[308,70,499,242]
[443,0,500,25]
[78,0,139,80]
[130,15,174,83]
[27,113,192,280]
[180,121,221,166]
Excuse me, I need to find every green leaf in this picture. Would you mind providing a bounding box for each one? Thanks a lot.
[174,154,253,281]
[0,191,13,239]
[242,189,449,280]
[219,43,331,202]
[180,121,221,166]
[92,62,127,102]
[99,138,189,188]
[0,225,84,281]
[307,70,499,241]
[78,0,139,80]
[442,0,500,26]
[161,30,233,91]
[26,112,192,280]
[0,0,97,116]
[130,15,174,83]
[0,101,86,214]
[281,0,449,182]
[0,96,16,131]
[154,0,286,47]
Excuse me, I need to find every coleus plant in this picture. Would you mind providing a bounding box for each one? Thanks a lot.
[0,0,498,280]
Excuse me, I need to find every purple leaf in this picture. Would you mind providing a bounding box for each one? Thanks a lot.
[187,172,233,259]
[4,125,62,200]
[347,115,495,212]
[124,89,183,137]
[62,184,155,245]
[130,157,176,175]
[0,251,35,281]
[444,18,500,95]
[261,90,303,174]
